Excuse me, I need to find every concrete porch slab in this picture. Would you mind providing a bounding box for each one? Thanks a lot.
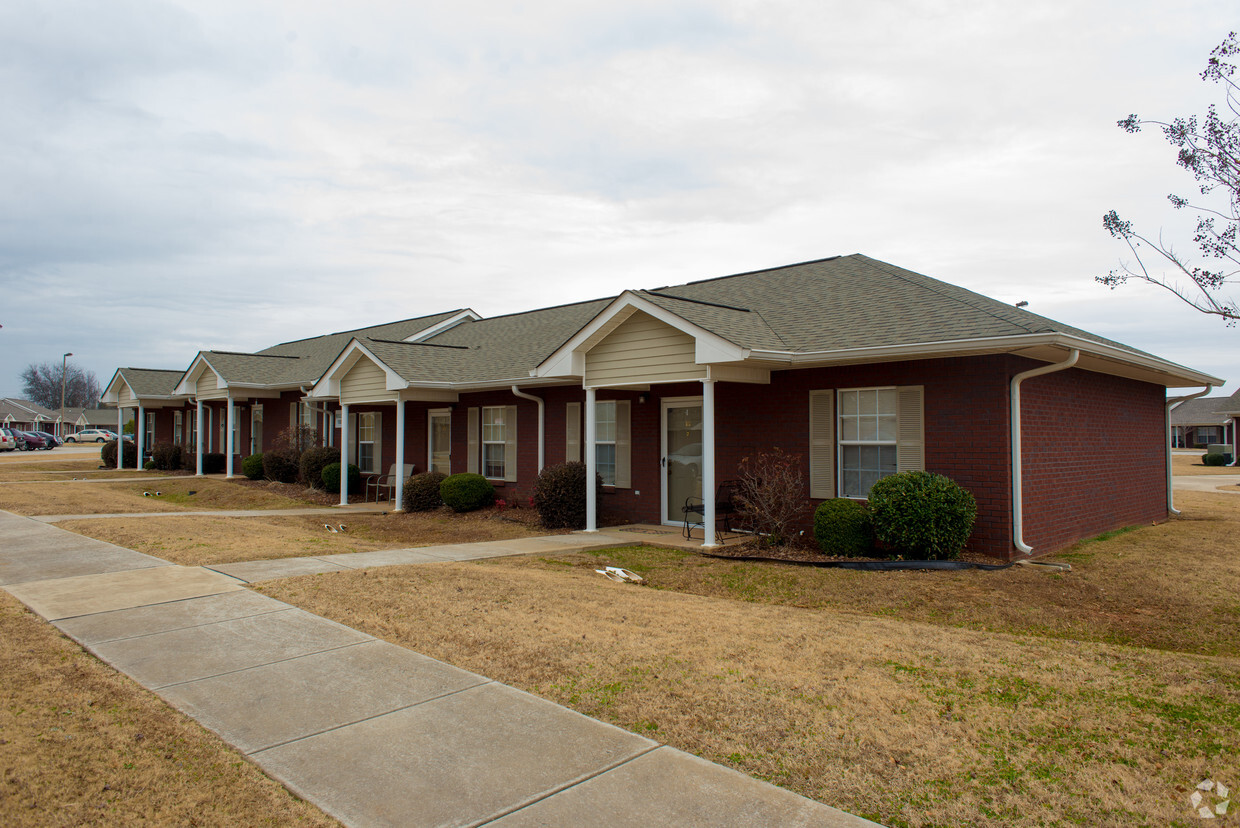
[158,640,489,754]
[5,565,241,621]
[252,681,656,828]
[55,589,289,646]
[87,607,371,689]
[206,557,350,583]
[490,745,882,827]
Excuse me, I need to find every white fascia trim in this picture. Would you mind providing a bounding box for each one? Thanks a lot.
[748,332,1222,386]
[310,339,408,399]
[532,291,749,379]
[172,354,225,396]
[405,309,482,342]
[100,369,132,405]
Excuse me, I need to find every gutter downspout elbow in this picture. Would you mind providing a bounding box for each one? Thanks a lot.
[511,386,545,473]
[1165,385,1213,514]
[1011,349,1080,556]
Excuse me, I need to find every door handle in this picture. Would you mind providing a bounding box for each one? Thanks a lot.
[661,456,666,468]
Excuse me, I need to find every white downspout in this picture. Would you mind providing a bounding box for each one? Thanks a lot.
[1230,416,1238,467]
[1165,386,1212,513]
[1011,349,1079,555]
[511,386,545,473]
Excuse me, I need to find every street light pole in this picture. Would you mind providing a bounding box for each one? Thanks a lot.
[60,352,73,440]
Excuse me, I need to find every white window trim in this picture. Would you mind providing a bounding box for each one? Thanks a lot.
[595,400,617,486]
[357,411,379,474]
[481,405,506,480]
[837,386,898,500]
[428,408,451,476]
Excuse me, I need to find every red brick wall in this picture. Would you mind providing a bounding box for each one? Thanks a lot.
[1017,362,1167,555]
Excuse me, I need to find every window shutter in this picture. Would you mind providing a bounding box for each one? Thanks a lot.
[565,402,580,463]
[290,403,297,434]
[373,411,383,475]
[808,390,835,499]
[614,400,631,488]
[467,407,479,474]
[896,385,925,472]
[504,404,518,482]
[347,412,357,466]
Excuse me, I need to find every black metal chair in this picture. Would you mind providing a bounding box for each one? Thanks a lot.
[682,480,739,540]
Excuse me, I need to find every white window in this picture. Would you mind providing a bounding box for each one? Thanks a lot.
[145,412,156,452]
[251,405,263,455]
[838,388,898,498]
[595,401,617,486]
[174,411,183,447]
[358,412,377,473]
[482,406,506,479]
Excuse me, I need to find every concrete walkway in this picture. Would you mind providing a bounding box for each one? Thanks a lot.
[0,509,878,828]
[1172,474,1240,493]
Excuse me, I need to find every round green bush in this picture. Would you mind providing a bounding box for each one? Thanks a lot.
[299,446,340,490]
[403,471,447,512]
[241,453,265,480]
[262,448,300,483]
[533,462,603,529]
[439,473,495,513]
[143,460,155,470]
[101,440,137,468]
[867,471,977,560]
[1202,452,1229,467]
[813,498,874,556]
[321,462,361,495]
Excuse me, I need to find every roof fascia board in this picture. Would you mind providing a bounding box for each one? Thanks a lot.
[533,291,748,379]
[309,340,408,399]
[405,309,482,342]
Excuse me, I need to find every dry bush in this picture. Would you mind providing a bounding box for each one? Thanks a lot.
[734,448,810,546]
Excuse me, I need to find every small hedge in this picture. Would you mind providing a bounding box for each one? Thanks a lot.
[300,446,340,490]
[202,453,227,475]
[149,442,183,471]
[533,461,603,530]
[403,471,447,512]
[440,473,495,513]
[867,471,977,560]
[1202,452,1231,466]
[322,462,361,495]
[263,448,301,484]
[813,498,874,556]
[101,440,137,468]
[241,453,265,480]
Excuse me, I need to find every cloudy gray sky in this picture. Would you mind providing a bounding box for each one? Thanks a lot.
[2,0,1236,399]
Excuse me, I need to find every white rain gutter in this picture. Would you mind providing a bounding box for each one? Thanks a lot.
[1011,349,1079,555]
[1231,416,1238,468]
[1166,385,1213,513]
[511,386,545,472]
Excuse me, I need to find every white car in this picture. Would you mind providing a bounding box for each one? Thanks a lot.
[66,428,118,443]
[0,429,15,451]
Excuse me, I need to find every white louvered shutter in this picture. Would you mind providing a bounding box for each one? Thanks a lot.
[809,390,835,499]
[467,407,479,474]
[504,405,518,482]
[614,400,631,488]
[565,402,581,462]
[896,385,925,472]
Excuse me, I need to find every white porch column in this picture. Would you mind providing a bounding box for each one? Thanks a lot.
[225,396,236,478]
[116,407,124,470]
[1231,417,1238,467]
[393,398,406,511]
[136,406,145,470]
[339,403,350,506]
[701,379,717,548]
[195,399,204,476]
[584,387,597,533]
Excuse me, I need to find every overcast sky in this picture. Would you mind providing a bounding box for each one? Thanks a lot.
[2,0,1237,400]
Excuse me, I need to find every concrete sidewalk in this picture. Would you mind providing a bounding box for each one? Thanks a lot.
[0,509,879,828]
[1172,474,1240,494]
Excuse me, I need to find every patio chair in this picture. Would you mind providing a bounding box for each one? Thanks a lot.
[364,463,415,503]
[682,480,739,540]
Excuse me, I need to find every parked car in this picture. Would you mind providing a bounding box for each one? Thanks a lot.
[1,427,28,450]
[66,428,117,443]
[33,430,62,449]
[18,431,48,450]
[0,429,15,451]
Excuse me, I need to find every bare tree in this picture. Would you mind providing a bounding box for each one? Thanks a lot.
[19,361,102,410]
[1099,32,1239,324]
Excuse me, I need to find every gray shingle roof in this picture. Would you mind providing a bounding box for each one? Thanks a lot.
[0,398,56,420]
[117,368,185,397]
[1171,389,1240,426]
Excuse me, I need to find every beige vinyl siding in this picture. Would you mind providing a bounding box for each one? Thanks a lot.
[117,384,135,405]
[196,371,226,400]
[584,311,706,386]
[340,358,391,404]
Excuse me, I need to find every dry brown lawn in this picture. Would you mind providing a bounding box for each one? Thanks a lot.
[0,591,336,827]
[1172,453,1240,476]
[260,490,1240,827]
[57,509,557,566]
[0,477,324,517]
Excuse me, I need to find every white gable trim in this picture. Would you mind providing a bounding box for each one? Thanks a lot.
[532,291,749,379]
[171,354,228,397]
[310,339,408,399]
[101,369,135,405]
[404,309,481,342]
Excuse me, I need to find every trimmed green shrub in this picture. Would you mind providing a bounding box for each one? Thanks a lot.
[403,471,447,512]
[322,462,361,495]
[440,473,495,513]
[202,453,227,475]
[300,446,340,490]
[813,498,874,556]
[143,460,155,470]
[101,440,136,468]
[241,453,265,480]
[533,462,603,529]
[867,471,977,560]
[1202,452,1230,466]
[263,447,300,483]
[150,442,183,471]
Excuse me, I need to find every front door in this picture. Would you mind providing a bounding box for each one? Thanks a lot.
[429,409,451,475]
[661,399,703,525]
